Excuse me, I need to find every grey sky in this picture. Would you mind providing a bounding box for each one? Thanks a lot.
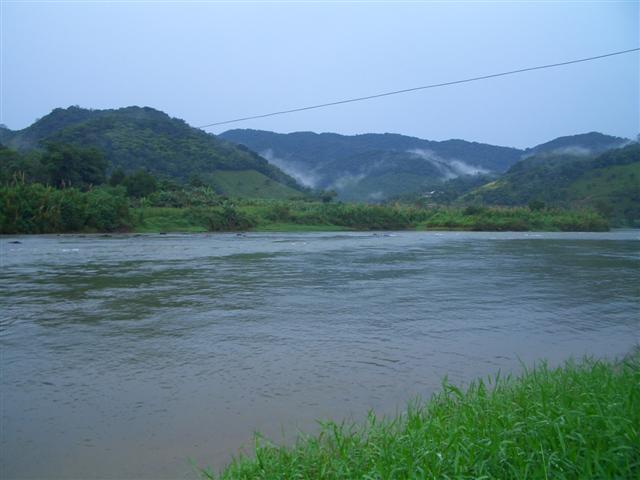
[1,1,638,148]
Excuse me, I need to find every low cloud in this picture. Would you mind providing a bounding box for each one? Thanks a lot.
[448,160,489,176]
[408,149,487,179]
[549,146,592,156]
[367,191,385,201]
[522,145,607,159]
[329,173,366,190]
[261,149,322,188]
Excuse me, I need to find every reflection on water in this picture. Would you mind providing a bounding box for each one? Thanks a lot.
[1,231,639,478]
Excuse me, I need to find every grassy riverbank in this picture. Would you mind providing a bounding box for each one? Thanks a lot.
[203,352,639,479]
[132,203,609,233]
[1,183,609,233]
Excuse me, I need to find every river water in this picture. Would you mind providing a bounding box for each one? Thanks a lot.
[1,231,638,479]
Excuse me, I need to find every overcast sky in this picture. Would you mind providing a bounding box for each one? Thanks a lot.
[1,1,638,148]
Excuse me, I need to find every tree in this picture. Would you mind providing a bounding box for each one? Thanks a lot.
[41,143,107,189]
[188,173,206,188]
[123,170,158,198]
[109,167,126,186]
[528,200,546,211]
[320,190,338,203]
[0,145,48,185]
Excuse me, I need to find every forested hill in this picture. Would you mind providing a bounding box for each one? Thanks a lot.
[218,130,524,201]
[524,132,630,157]
[462,143,640,226]
[219,129,523,173]
[0,106,305,198]
[218,129,628,202]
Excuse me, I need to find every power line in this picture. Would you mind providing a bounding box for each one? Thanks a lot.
[198,47,639,129]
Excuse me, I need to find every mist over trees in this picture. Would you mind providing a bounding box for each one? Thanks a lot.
[1,105,637,233]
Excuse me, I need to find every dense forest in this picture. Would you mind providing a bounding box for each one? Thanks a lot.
[220,129,629,201]
[462,143,640,225]
[0,106,305,198]
[220,129,524,201]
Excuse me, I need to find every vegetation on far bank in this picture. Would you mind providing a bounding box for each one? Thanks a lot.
[0,142,612,234]
[1,181,610,234]
[203,351,640,480]
[131,203,608,234]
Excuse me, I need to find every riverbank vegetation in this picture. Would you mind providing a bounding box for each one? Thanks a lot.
[0,182,130,233]
[0,142,610,234]
[1,185,610,234]
[203,352,640,479]
[131,202,608,233]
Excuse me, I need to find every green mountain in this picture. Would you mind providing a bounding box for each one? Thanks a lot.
[463,144,640,226]
[219,129,629,202]
[0,106,305,199]
[219,130,523,201]
[4,110,633,209]
[524,132,629,157]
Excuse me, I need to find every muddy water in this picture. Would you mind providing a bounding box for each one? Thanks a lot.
[1,231,638,478]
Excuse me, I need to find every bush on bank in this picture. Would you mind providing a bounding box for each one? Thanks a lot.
[0,182,130,233]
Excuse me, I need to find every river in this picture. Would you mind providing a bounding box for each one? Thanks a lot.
[1,231,638,478]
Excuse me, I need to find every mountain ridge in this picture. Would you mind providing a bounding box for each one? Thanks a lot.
[462,143,639,225]
[0,106,306,199]
[2,107,633,204]
[220,128,629,201]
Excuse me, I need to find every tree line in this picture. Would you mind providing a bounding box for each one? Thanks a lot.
[0,142,164,233]
[0,142,611,234]
[0,142,326,233]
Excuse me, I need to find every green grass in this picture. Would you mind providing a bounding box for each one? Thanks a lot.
[207,170,305,199]
[337,173,436,202]
[133,207,207,233]
[202,352,640,479]
[415,206,608,232]
[568,162,640,226]
[128,203,609,234]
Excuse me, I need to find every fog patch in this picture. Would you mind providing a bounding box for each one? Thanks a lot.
[522,145,601,159]
[261,149,321,188]
[367,191,385,201]
[550,146,592,156]
[448,160,488,176]
[408,149,487,179]
[330,173,366,190]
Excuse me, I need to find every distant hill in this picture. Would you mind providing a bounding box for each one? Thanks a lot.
[220,129,629,202]
[219,129,523,201]
[463,144,640,226]
[0,106,306,199]
[4,110,633,207]
[524,132,629,157]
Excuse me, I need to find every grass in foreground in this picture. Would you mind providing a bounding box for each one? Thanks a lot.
[203,353,639,479]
